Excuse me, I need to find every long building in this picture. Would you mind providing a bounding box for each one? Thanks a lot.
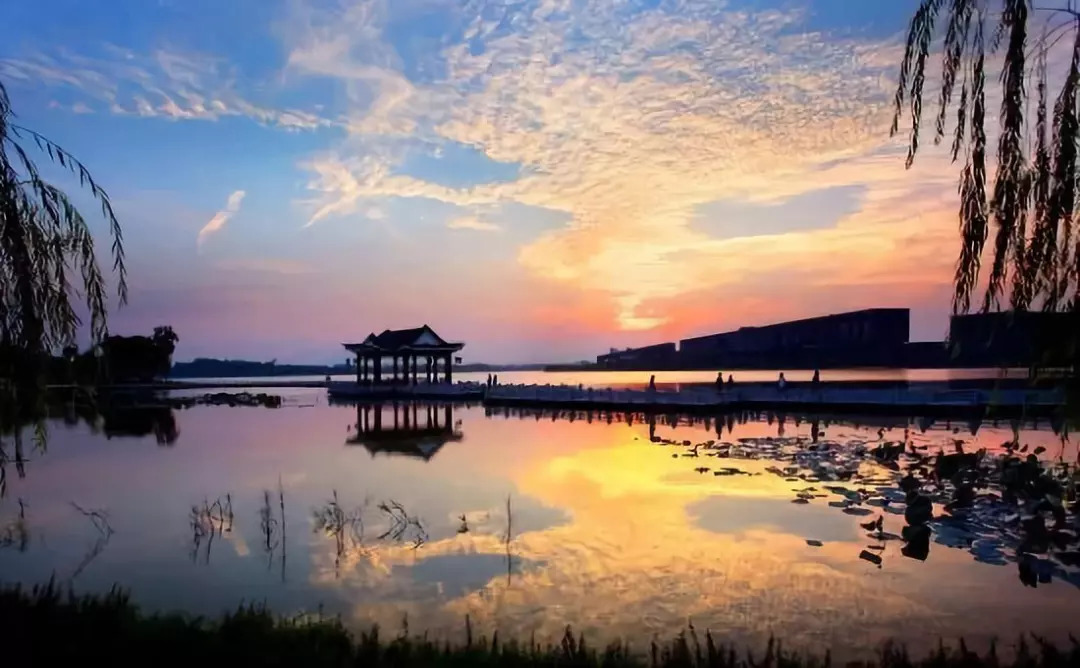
[596,342,677,369]
[594,308,1074,371]
[679,308,910,368]
[596,309,910,370]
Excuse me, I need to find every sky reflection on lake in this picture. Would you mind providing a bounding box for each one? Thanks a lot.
[0,389,1077,660]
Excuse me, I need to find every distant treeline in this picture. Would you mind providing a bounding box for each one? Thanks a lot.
[169,359,553,378]
[169,358,349,378]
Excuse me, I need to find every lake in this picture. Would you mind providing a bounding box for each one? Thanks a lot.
[1,384,1077,660]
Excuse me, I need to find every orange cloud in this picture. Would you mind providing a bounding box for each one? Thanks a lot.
[289,0,970,336]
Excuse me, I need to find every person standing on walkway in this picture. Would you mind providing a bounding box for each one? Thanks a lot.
[777,372,787,393]
[715,371,724,393]
[648,375,656,393]
[812,368,820,387]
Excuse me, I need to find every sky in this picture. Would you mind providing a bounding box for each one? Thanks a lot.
[0,0,971,364]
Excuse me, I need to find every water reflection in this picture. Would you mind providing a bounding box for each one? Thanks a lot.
[0,394,1076,660]
[347,402,463,461]
[188,495,234,565]
[70,502,115,580]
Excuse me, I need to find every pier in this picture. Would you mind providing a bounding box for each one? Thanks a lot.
[324,379,1068,418]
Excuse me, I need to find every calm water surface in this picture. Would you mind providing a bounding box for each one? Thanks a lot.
[1,386,1077,659]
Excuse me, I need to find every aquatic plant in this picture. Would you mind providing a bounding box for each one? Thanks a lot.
[313,490,367,577]
[68,501,114,580]
[188,494,233,565]
[0,497,28,551]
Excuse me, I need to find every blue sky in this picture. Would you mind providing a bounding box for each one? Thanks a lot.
[1,0,971,364]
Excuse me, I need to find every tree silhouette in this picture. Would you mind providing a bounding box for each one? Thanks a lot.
[893,1,1079,318]
[101,327,179,382]
[152,326,179,354]
[1,79,126,399]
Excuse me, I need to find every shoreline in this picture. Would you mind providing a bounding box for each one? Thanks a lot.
[2,583,1076,667]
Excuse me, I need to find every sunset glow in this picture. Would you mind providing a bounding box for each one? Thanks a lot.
[0,0,959,362]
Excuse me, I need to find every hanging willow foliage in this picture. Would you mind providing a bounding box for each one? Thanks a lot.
[893,0,1080,319]
[0,79,127,402]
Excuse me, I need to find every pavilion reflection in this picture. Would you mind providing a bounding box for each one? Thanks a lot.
[347,402,464,461]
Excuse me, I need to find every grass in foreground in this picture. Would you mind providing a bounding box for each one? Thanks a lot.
[0,582,1078,667]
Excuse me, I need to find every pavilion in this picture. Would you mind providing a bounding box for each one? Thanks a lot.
[344,325,464,385]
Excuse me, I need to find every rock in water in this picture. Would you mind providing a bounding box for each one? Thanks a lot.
[806,539,823,547]
[859,550,883,566]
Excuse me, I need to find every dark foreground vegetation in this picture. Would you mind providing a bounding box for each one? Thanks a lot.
[1,583,1078,668]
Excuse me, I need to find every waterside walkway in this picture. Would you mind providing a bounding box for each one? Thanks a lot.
[327,381,1067,418]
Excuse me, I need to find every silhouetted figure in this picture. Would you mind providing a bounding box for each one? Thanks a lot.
[811,369,820,386]
[727,374,734,386]
[487,373,492,387]
[777,372,787,392]
[715,372,723,393]
[648,375,656,392]
[493,374,498,386]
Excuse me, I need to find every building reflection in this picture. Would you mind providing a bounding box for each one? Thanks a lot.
[481,404,1064,439]
[347,402,463,461]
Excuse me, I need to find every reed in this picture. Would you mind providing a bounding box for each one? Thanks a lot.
[0,582,1077,667]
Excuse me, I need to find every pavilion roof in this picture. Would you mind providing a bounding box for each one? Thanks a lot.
[343,325,464,353]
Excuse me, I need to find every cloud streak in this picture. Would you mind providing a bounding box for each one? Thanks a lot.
[289,0,935,329]
[198,190,247,248]
[0,48,335,130]
[447,216,500,232]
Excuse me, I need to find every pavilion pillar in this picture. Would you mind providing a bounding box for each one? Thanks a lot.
[412,355,418,385]
[393,403,400,429]
[444,353,453,384]
[355,356,362,384]
[425,356,432,383]
[403,402,411,430]
[443,404,451,427]
[392,355,399,383]
[374,355,382,384]
[373,405,382,431]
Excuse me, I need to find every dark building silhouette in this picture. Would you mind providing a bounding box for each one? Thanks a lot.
[594,307,1073,371]
[677,308,910,368]
[948,311,1075,367]
[596,342,677,369]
